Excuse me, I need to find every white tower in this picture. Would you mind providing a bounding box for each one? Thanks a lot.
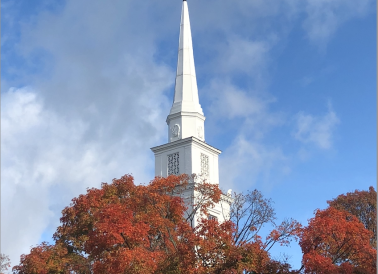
[151,0,230,226]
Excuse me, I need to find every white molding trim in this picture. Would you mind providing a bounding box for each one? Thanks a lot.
[166,111,206,124]
[151,136,221,155]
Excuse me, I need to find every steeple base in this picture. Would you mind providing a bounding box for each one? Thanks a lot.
[151,137,231,226]
[151,136,220,182]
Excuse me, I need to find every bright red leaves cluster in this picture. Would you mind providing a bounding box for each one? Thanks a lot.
[299,187,377,274]
[327,186,377,248]
[12,175,376,274]
[300,207,376,274]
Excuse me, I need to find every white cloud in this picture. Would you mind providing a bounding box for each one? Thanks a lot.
[293,104,340,149]
[205,80,288,192]
[205,79,284,142]
[1,1,175,262]
[207,80,271,119]
[303,0,374,46]
[188,0,374,54]
[220,136,290,193]
[216,38,273,76]
[1,85,170,266]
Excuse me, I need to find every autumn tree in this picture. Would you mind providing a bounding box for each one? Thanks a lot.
[299,207,376,274]
[327,186,376,248]
[13,174,302,274]
[14,175,197,273]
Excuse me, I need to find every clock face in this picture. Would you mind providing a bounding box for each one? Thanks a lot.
[171,124,180,137]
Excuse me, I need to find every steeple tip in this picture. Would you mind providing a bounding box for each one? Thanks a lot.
[169,0,203,116]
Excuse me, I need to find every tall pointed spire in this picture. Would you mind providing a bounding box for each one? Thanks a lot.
[169,0,203,116]
[166,0,205,143]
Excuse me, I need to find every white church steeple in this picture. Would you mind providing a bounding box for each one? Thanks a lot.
[151,1,231,226]
[167,0,205,143]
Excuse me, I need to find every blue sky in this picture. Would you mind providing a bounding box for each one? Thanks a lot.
[1,0,376,270]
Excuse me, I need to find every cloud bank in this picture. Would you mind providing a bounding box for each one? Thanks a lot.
[294,105,340,149]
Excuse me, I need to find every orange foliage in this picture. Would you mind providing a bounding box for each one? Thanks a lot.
[12,242,88,274]
[16,174,356,273]
[300,207,376,274]
[13,175,280,273]
[327,186,376,248]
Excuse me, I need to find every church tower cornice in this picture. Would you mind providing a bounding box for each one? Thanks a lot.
[151,136,221,155]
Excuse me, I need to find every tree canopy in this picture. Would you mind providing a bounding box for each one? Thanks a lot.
[12,175,376,274]
[300,207,376,274]
[327,186,376,248]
